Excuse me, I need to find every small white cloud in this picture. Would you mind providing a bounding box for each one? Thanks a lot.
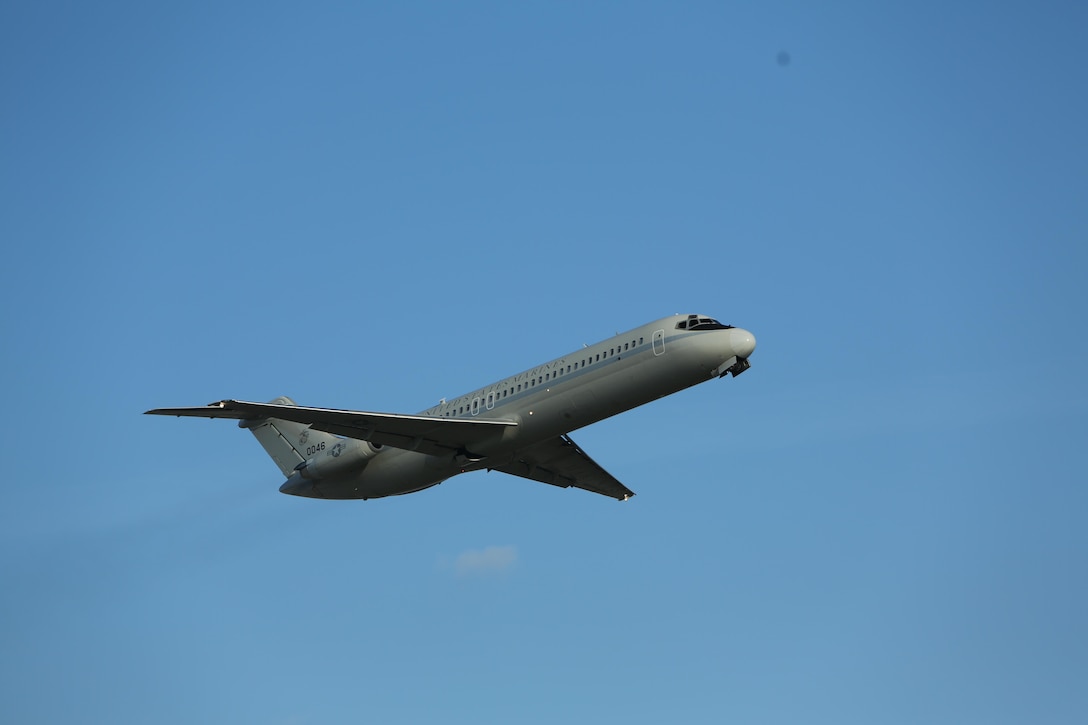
[452,545,518,577]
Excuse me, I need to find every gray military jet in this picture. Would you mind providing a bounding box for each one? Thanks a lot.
[147,314,756,501]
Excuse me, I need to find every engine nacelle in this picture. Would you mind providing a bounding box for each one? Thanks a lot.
[295,439,383,481]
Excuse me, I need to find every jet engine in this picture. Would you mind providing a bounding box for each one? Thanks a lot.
[294,439,384,481]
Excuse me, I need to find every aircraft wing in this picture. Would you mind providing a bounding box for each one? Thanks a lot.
[494,435,635,501]
[145,400,516,458]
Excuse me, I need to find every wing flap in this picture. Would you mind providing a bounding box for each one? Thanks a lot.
[146,400,516,457]
[495,435,635,501]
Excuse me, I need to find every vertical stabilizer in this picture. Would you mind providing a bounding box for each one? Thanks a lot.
[240,396,342,478]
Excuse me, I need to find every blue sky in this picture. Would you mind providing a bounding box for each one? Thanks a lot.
[2,1,1086,723]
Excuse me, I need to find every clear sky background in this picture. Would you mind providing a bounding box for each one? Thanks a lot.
[2,2,1086,723]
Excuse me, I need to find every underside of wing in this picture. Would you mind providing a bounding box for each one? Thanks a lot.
[145,400,516,458]
[494,435,635,501]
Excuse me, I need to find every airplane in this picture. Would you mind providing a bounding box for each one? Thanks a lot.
[146,314,756,502]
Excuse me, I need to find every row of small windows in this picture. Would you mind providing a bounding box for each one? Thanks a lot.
[441,336,646,416]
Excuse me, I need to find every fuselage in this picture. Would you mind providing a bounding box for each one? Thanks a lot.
[288,314,756,499]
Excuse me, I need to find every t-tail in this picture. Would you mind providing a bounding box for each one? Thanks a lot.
[235,396,329,477]
[240,396,385,497]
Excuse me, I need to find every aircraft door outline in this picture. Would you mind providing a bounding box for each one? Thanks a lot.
[652,329,665,356]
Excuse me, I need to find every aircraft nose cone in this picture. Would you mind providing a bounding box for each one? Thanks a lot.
[729,328,756,359]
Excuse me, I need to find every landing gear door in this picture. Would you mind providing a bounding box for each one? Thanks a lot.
[652,329,665,356]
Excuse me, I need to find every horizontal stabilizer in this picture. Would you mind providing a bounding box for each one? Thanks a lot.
[145,404,253,420]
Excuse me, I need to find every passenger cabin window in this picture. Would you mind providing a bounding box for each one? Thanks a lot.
[677,314,734,331]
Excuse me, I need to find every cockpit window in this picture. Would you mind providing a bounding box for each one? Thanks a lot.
[677,314,733,331]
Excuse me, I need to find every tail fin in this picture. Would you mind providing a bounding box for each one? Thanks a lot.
[239,396,342,477]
